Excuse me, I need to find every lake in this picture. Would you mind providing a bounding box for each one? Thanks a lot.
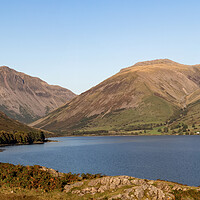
[1,135,200,186]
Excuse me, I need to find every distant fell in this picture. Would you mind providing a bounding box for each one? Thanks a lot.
[31,59,200,135]
[0,66,76,123]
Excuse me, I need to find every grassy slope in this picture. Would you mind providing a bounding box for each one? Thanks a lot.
[33,95,200,136]
[0,111,53,137]
[176,100,200,125]
[75,95,177,132]
[71,96,200,135]
[0,111,37,133]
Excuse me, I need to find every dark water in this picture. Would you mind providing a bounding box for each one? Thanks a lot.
[1,135,200,186]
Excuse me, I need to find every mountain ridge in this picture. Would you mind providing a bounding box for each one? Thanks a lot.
[120,59,200,73]
[31,59,200,134]
[0,66,76,123]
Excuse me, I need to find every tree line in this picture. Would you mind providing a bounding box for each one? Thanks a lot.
[0,131,45,145]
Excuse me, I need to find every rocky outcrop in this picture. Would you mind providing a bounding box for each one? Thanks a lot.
[7,165,198,199]
[40,166,64,177]
[63,175,200,200]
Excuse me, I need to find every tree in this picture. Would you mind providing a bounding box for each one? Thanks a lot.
[163,127,168,133]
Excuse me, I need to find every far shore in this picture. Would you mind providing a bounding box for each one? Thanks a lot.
[0,139,58,150]
[48,133,199,138]
[1,134,198,151]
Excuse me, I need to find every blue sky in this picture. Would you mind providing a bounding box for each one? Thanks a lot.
[0,0,200,94]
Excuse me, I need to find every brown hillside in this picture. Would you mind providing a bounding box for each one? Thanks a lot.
[31,59,200,134]
[0,66,76,123]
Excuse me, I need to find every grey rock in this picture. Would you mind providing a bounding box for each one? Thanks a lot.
[64,185,73,193]
[71,181,84,187]
[88,179,101,186]
[134,186,145,199]
[64,181,83,193]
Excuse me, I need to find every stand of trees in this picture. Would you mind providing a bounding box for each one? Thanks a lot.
[0,131,45,145]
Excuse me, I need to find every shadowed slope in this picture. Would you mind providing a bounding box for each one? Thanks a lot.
[0,111,43,134]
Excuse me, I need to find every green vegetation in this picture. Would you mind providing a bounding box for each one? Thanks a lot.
[146,122,200,135]
[69,95,177,135]
[174,100,200,126]
[0,131,45,145]
[0,163,102,192]
[69,121,200,136]
[33,93,200,137]
[173,189,200,200]
[67,97,200,136]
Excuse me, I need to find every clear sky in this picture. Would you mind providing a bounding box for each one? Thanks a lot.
[1,0,200,94]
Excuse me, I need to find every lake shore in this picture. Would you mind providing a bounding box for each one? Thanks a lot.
[0,139,58,150]
[0,163,200,200]
[48,132,198,138]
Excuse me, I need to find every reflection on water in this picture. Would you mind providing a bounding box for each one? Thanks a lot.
[1,135,200,186]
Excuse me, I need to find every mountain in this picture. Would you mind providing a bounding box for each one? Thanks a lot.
[0,66,76,123]
[0,110,41,133]
[31,59,200,134]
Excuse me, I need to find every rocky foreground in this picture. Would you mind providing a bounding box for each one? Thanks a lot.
[39,167,200,200]
[1,165,200,199]
[64,176,200,199]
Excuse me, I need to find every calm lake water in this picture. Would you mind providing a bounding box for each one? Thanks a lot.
[1,135,200,186]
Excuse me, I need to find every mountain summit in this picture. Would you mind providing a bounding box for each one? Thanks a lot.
[0,66,76,123]
[31,59,200,134]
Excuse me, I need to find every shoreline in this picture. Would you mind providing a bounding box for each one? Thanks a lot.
[0,163,199,199]
[0,139,58,151]
[48,133,198,138]
[1,134,197,152]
